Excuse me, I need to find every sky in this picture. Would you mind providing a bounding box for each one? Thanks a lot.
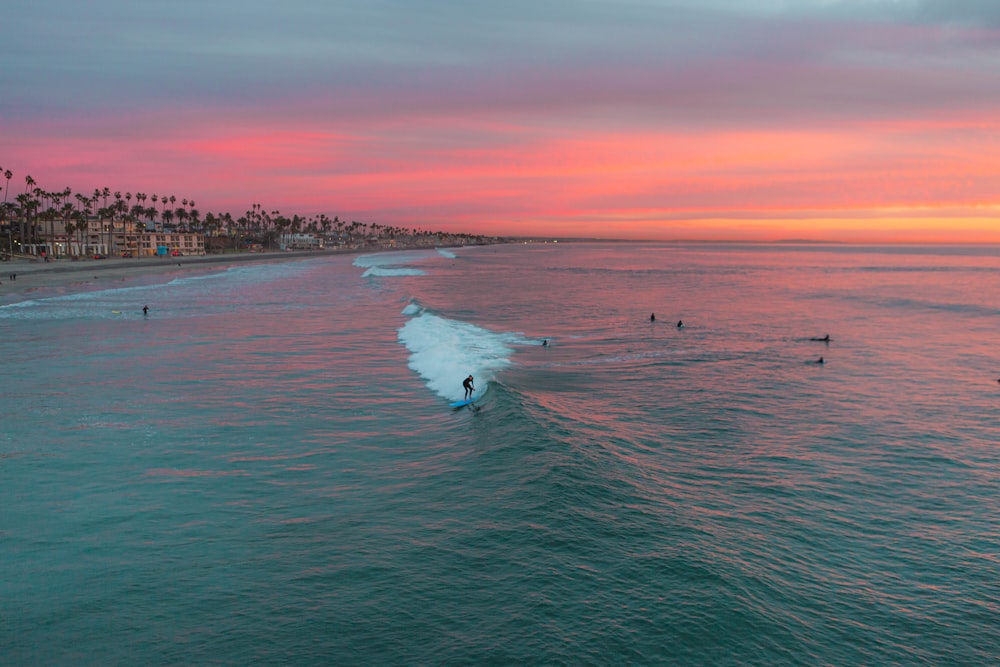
[3,0,1000,242]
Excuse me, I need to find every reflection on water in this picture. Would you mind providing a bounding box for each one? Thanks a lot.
[2,245,999,665]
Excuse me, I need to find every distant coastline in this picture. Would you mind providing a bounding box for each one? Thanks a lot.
[508,237,849,244]
[507,237,1000,246]
[0,241,500,304]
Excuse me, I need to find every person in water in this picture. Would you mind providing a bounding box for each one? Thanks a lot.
[810,334,830,342]
[816,357,825,364]
[677,320,683,328]
[463,374,475,400]
[650,313,655,322]
[142,305,149,316]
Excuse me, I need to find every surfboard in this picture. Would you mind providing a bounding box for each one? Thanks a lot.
[449,399,475,409]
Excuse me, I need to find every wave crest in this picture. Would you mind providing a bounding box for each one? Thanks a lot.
[398,306,530,401]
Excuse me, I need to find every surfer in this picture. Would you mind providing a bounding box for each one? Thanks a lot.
[143,305,149,316]
[677,320,683,328]
[810,334,830,342]
[542,339,548,347]
[816,357,825,364]
[463,374,475,400]
[650,313,655,322]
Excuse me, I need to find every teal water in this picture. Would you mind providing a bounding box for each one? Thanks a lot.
[2,244,998,665]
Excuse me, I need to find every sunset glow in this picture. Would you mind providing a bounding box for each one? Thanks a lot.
[4,1,1000,242]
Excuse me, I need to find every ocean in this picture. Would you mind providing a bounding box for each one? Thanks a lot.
[1,242,998,665]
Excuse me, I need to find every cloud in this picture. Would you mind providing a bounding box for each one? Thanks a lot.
[7,0,999,127]
[912,0,1000,26]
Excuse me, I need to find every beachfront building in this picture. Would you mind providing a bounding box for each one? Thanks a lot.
[140,232,205,257]
[27,216,204,257]
[279,233,323,251]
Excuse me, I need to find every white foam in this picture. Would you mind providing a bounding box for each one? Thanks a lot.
[398,310,530,401]
[353,250,442,268]
[0,260,318,318]
[436,248,457,259]
[362,267,426,278]
[0,299,41,310]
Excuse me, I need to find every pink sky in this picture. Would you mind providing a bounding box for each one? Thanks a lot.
[4,1,1000,242]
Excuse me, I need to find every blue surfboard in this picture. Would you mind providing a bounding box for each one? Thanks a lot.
[449,398,475,409]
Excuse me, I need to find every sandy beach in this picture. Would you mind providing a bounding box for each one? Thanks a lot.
[0,250,340,303]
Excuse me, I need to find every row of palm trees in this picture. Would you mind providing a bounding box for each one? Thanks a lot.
[0,167,498,256]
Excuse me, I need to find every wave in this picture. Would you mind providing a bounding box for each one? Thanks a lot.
[0,299,42,311]
[848,294,1000,318]
[0,283,163,320]
[353,249,444,269]
[436,248,457,259]
[362,267,426,278]
[397,302,533,401]
[0,260,317,320]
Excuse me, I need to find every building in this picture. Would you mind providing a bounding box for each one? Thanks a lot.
[27,217,204,257]
[279,233,323,251]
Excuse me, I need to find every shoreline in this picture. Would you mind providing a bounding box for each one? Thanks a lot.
[0,245,457,305]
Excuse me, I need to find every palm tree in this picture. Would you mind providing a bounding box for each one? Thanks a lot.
[188,208,201,234]
[1,168,10,254]
[19,175,36,250]
[136,193,147,232]
[174,207,188,232]
[74,209,88,255]
[236,215,248,250]
[62,216,75,258]
[130,203,145,223]
[60,202,75,256]
[39,205,58,255]
[203,212,217,247]
[1,168,11,217]
[28,187,47,250]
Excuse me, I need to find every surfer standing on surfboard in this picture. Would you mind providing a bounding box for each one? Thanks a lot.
[463,375,475,400]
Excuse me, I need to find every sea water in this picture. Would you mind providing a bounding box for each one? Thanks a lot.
[1,243,998,665]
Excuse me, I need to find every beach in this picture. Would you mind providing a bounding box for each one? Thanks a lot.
[0,248,410,302]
